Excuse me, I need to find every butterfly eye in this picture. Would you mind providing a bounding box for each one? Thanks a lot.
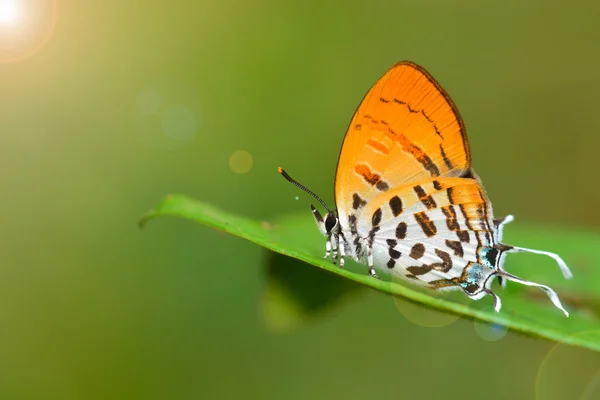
[325,213,338,233]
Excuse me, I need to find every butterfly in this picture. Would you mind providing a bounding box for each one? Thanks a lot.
[278,61,572,315]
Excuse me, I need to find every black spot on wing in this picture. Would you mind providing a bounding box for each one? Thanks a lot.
[414,212,437,237]
[457,230,470,243]
[372,208,382,226]
[376,181,389,191]
[354,164,390,191]
[407,264,432,276]
[349,214,357,230]
[396,222,407,239]
[414,185,437,210]
[389,196,403,217]
[352,193,367,210]
[433,249,453,272]
[368,209,382,247]
[409,243,425,259]
[389,248,401,259]
[441,206,459,231]
[349,214,362,255]
[406,249,453,277]
[445,240,464,258]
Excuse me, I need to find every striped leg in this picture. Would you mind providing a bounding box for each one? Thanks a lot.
[324,236,332,259]
[367,246,380,279]
[339,236,346,267]
[331,234,339,264]
[483,288,502,312]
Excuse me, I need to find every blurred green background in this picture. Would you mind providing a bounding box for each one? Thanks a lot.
[0,0,599,399]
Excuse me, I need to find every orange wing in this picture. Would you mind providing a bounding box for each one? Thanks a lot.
[335,61,471,216]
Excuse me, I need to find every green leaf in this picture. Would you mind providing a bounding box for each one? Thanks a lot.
[140,194,600,352]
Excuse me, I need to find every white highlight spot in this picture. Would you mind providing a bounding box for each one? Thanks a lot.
[161,105,198,140]
[137,89,161,115]
[229,150,253,174]
[295,196,299,200]
[0,0,19,26]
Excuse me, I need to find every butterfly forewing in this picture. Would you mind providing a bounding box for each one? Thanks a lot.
[335,61,471,227]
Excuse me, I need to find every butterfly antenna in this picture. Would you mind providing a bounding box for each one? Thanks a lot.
[278,167,332,212]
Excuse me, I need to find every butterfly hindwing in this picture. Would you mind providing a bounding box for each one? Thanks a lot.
[355,176,496,291]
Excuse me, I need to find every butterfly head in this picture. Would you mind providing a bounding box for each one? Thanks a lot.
[325,211,339,233]
[310,204,339,236]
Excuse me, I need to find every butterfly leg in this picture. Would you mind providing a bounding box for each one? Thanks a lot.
[367,246,380,279]
[324,236,332,259]
[330,234,339,265]
[483,288,503,312]
[338,236,346,268]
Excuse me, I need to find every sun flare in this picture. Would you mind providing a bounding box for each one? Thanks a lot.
[0,0,20,26]
[0,0,57,62]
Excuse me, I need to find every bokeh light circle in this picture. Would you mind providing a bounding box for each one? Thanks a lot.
[161,105,199,140]
[0,0,58,63]
[391,274,469,328]
[535,330,600,400]
[136,89,161,115]
[473,307,508,341]
[393,296,460,328]
[581,369,600,400]
[229,150,253,174]
[131,82,203,150]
